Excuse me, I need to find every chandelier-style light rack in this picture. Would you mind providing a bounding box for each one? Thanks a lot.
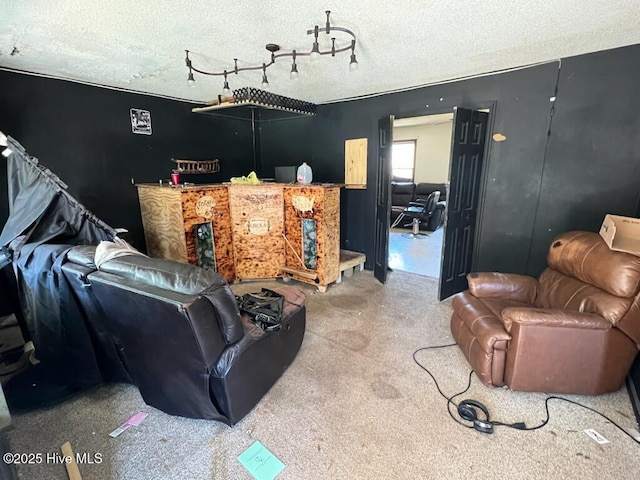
[184,10,358,93]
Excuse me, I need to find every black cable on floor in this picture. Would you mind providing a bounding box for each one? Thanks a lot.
[413,344,474,429]
[413,344,640,444]
[516,395,640,444]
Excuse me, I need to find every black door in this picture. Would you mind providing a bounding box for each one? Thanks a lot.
[439,108,489,300]
[374,115,394,283]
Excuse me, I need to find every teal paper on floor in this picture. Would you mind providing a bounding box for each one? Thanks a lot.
[238,441,285,480]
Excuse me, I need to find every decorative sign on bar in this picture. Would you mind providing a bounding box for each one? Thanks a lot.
[196,195,216,218]
[248,218,269,235]
[292,195,315,214]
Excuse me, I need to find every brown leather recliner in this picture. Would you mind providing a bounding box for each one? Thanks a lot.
[451,231,640,395]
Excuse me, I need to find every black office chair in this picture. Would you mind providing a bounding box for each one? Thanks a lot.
[391,191,440,239]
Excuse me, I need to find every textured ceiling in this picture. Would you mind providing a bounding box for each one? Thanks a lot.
[2,1,640,104]
[395,114,453,127]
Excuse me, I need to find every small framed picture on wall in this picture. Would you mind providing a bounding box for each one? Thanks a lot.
[130,108,152,135]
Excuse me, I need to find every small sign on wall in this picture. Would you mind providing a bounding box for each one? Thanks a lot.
[130,108,152,135]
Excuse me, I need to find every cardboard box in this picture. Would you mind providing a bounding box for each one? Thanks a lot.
[599,214,640,256]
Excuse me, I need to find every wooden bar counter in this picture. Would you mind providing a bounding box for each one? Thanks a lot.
[136,183,342,290]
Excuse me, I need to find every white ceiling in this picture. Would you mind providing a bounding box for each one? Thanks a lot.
[394,114,453,128]
[1,1,639,105]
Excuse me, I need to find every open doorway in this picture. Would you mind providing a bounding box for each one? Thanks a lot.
[388,113,454,279]
[374,107,492,299]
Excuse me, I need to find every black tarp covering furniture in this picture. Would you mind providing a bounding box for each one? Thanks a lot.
[0,136,115,249]
[1,135,307,423]
[1,136,117,390]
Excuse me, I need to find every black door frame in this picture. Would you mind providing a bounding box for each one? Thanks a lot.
[385,101,497,280]
[374,115,394,283]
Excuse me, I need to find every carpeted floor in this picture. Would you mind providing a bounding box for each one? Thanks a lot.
[5,270,640,479]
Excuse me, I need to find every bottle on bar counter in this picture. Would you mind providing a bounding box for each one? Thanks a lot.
[296,162,312,185]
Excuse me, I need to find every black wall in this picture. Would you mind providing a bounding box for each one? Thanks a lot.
[2,43,639,275]
[0,71,254,250]
[261,44,640,276]
[528,46,640,272]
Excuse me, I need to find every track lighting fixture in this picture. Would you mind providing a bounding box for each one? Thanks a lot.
[349,40,359,71]
[185,53,196,87]
[187,71,196,87]
[261,63,269,89]
[184,10,358,93]
[222,71,230,95]
[290,50,299,79]
[310,26,321,63]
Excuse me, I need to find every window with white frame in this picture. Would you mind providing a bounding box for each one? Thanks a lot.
[391,140,416,181]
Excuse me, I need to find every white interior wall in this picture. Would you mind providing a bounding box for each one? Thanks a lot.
[393,122,453,183]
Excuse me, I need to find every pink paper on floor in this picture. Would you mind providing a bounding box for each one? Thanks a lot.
[125,412,148,426]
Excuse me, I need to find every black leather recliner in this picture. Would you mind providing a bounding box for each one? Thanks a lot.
[60,246,306,425]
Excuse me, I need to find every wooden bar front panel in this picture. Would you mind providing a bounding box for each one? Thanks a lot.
[283,185,340,286]
[137,186,187,263]
[321,187,341,284]
[228,184,285,279]
[181,186,235,282]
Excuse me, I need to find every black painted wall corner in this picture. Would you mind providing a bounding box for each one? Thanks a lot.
[528,45,640,274]
[0,71,254,251]
[261,43,640,276]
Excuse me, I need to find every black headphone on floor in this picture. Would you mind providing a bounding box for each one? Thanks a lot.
[457,399,494,434]
[415,346,640,443]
